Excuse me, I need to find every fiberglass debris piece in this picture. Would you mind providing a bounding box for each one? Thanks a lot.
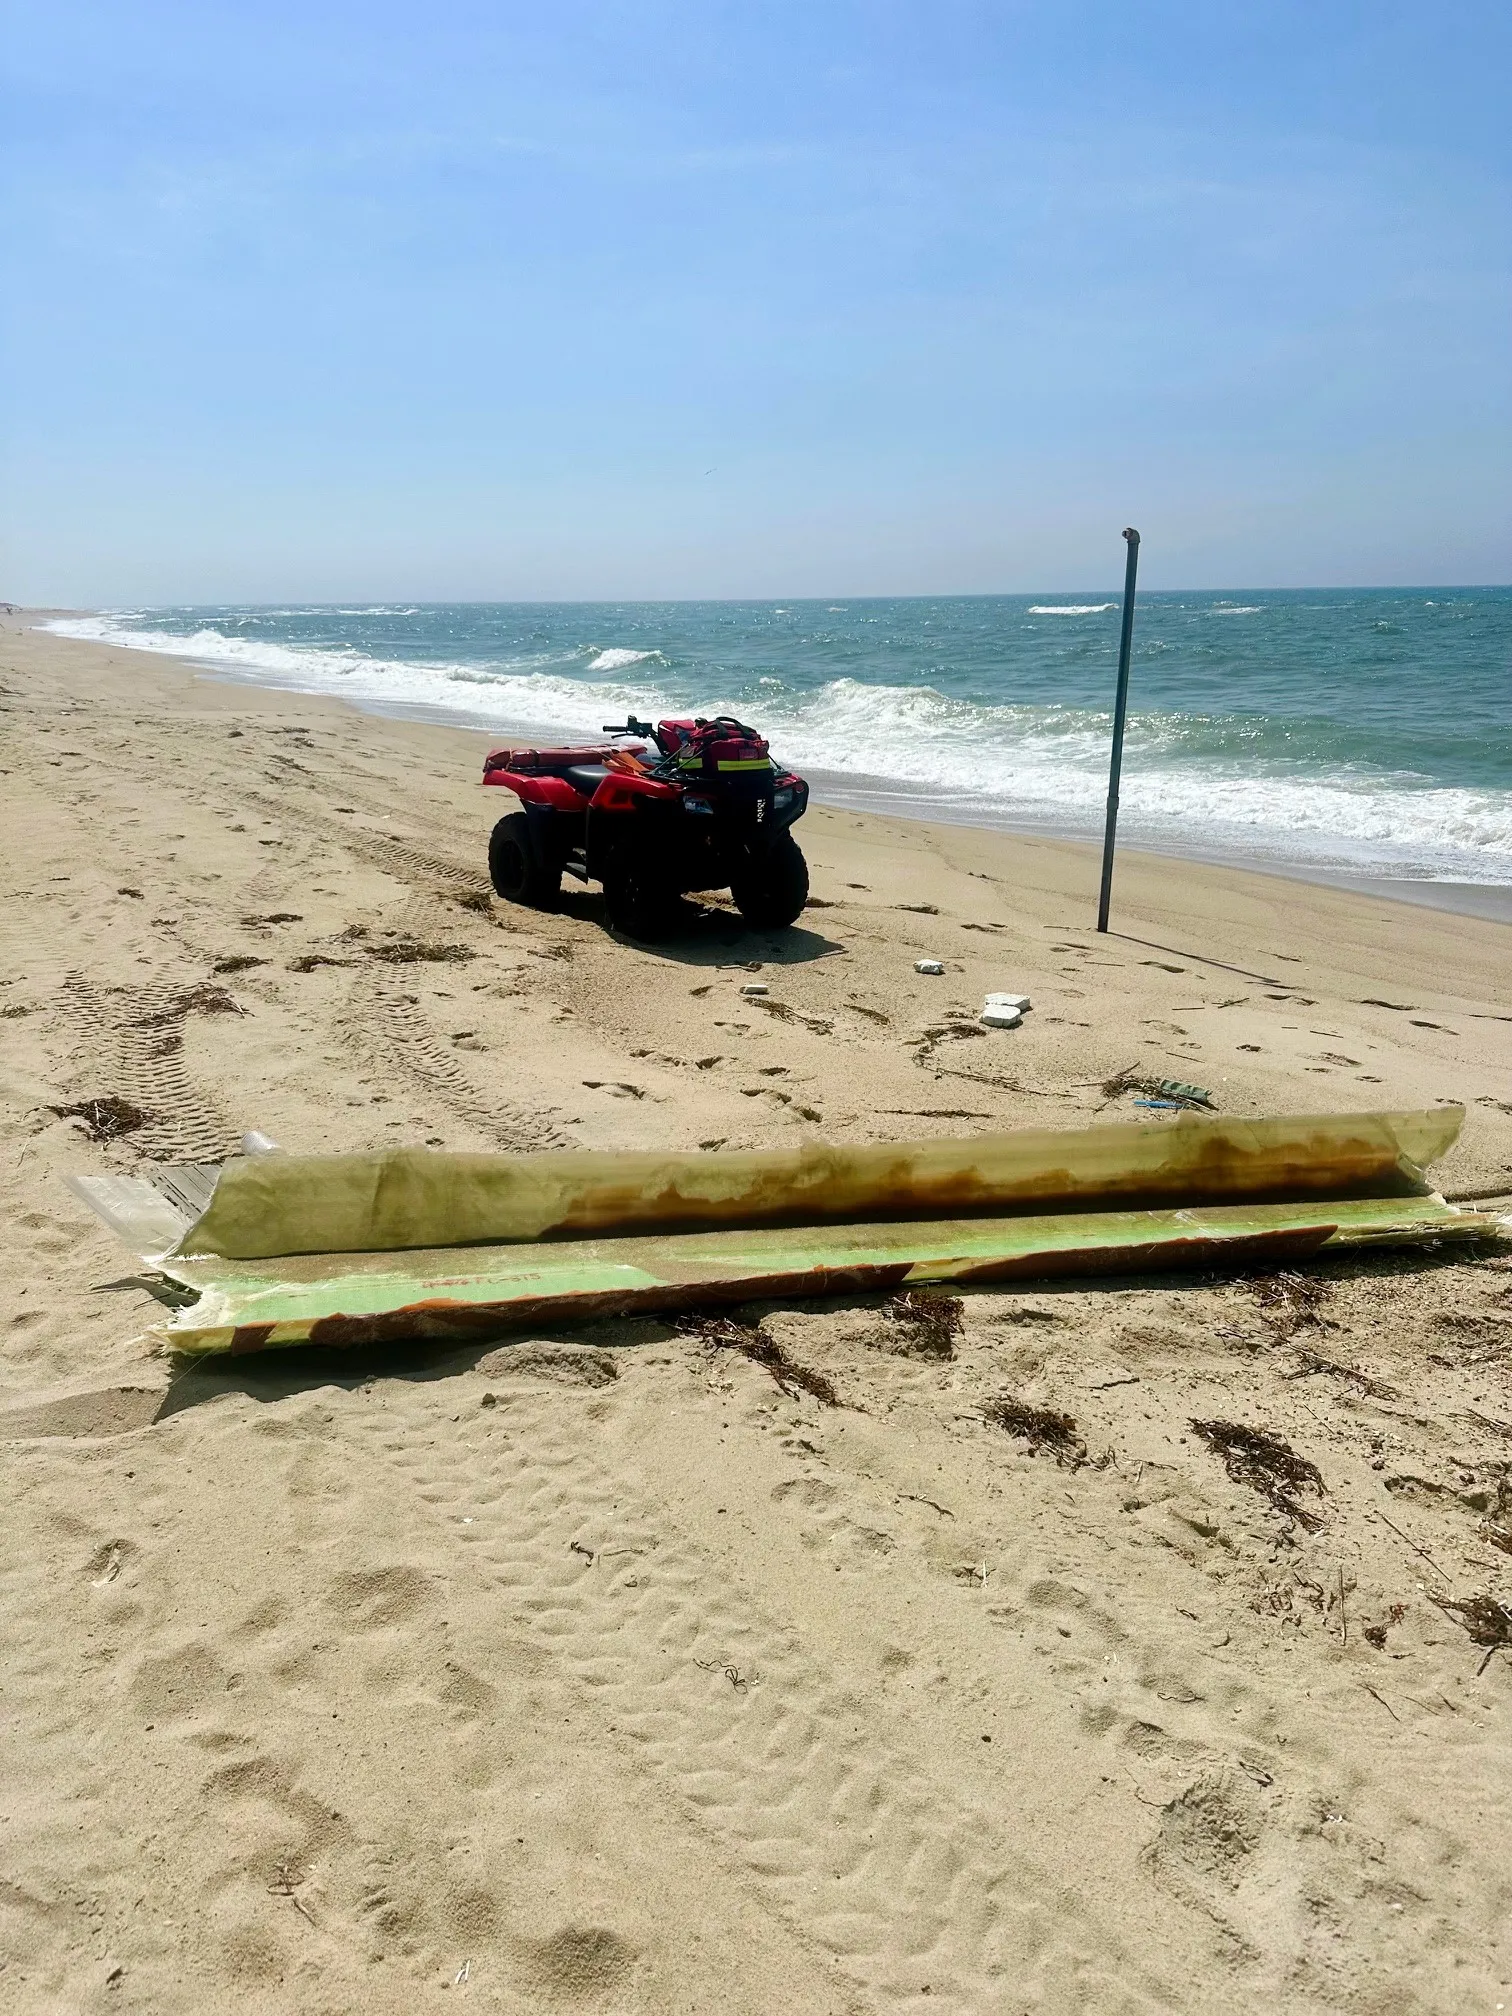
[68,1108,1503,1358]
[152,1192,1499,1356]
[166,1108,1464,1262]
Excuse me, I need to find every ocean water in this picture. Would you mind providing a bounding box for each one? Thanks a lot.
[48,592,1512,887]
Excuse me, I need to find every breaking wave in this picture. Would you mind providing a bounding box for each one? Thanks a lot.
[586,646,662,672]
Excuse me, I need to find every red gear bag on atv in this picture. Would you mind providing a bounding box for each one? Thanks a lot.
[658,717,774,796]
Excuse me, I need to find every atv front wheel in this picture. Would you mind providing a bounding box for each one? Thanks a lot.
[731,832,809,929]
[488,813,561,909]
[604,862,679,941]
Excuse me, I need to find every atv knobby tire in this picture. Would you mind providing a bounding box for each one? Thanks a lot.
[488,812,561,909]
[731,832,809,929]
[604,863,680,942]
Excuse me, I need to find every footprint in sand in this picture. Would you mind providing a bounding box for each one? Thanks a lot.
[130,1642,228,1723]
[441,1883,502,1944]
[522,1924,639,2006]
[84,1537,137,1585]
[435,1660,499,1719]
[771,1475,839,1510]
[1144,1768,1268,1943]
[228,1595,285,1641]
[325,1565,432,1631]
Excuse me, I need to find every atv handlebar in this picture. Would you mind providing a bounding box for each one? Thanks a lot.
[602,717,655,737]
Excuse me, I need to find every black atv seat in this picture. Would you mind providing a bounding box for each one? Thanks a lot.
[563,763,610,795]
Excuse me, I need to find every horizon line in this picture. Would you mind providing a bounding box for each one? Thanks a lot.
[23,583,1512,613]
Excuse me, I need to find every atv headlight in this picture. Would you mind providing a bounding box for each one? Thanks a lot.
[684,795,714,815]
[772,786,795,809]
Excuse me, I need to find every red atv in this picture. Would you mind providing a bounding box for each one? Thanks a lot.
[482,714,811,939]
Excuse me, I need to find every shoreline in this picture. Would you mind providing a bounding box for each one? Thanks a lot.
[29,610,1512,929]
[799,767,1512,927]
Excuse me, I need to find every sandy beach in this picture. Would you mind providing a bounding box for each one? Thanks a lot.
[5,613,1512,2012]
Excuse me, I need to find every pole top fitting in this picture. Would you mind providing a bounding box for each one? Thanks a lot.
[1122,527,1140,545]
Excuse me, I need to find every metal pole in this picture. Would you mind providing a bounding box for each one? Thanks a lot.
[1096,527,1141,932]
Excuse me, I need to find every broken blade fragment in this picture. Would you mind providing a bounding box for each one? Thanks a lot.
[65,1107,1503,1358]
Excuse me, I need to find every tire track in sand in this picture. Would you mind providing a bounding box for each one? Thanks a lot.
[242,794,495,903]
[337,967,574,1150]
[60,976,234,1161]
[240,794,577,1149]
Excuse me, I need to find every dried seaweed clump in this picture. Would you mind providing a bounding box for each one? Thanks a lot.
[364,939,477,965]
[131,983,244,1027]
[1250,1270,1329,1339]
[1191,1417,1325,1530]
[982,1394,1086,1466]
[183,984,244,1014]
[882,1290,963,1360]
[751,998,833,1034]
[49,1095,153,1142]
[1430,1593,1512,1674]
[211,955,269,975]
[678,1314,841,1407]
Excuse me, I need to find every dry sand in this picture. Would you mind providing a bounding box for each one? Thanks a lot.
[4,615,1512,2014]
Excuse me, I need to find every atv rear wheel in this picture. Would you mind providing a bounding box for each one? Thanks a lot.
[731,832,809,929]
[488,812,561,909]
[604,862,680,941]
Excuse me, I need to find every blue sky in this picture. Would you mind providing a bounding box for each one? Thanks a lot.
[3,2,1509,600]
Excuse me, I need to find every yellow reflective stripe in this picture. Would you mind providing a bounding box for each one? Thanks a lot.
[715,758,772,771]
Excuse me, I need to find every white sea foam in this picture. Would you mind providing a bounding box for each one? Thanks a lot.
[1026,604,1114,616]
[43,614,1512,884]
[586,647,660,672]
[1211,605,1262,614]
[46,616,668,742]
